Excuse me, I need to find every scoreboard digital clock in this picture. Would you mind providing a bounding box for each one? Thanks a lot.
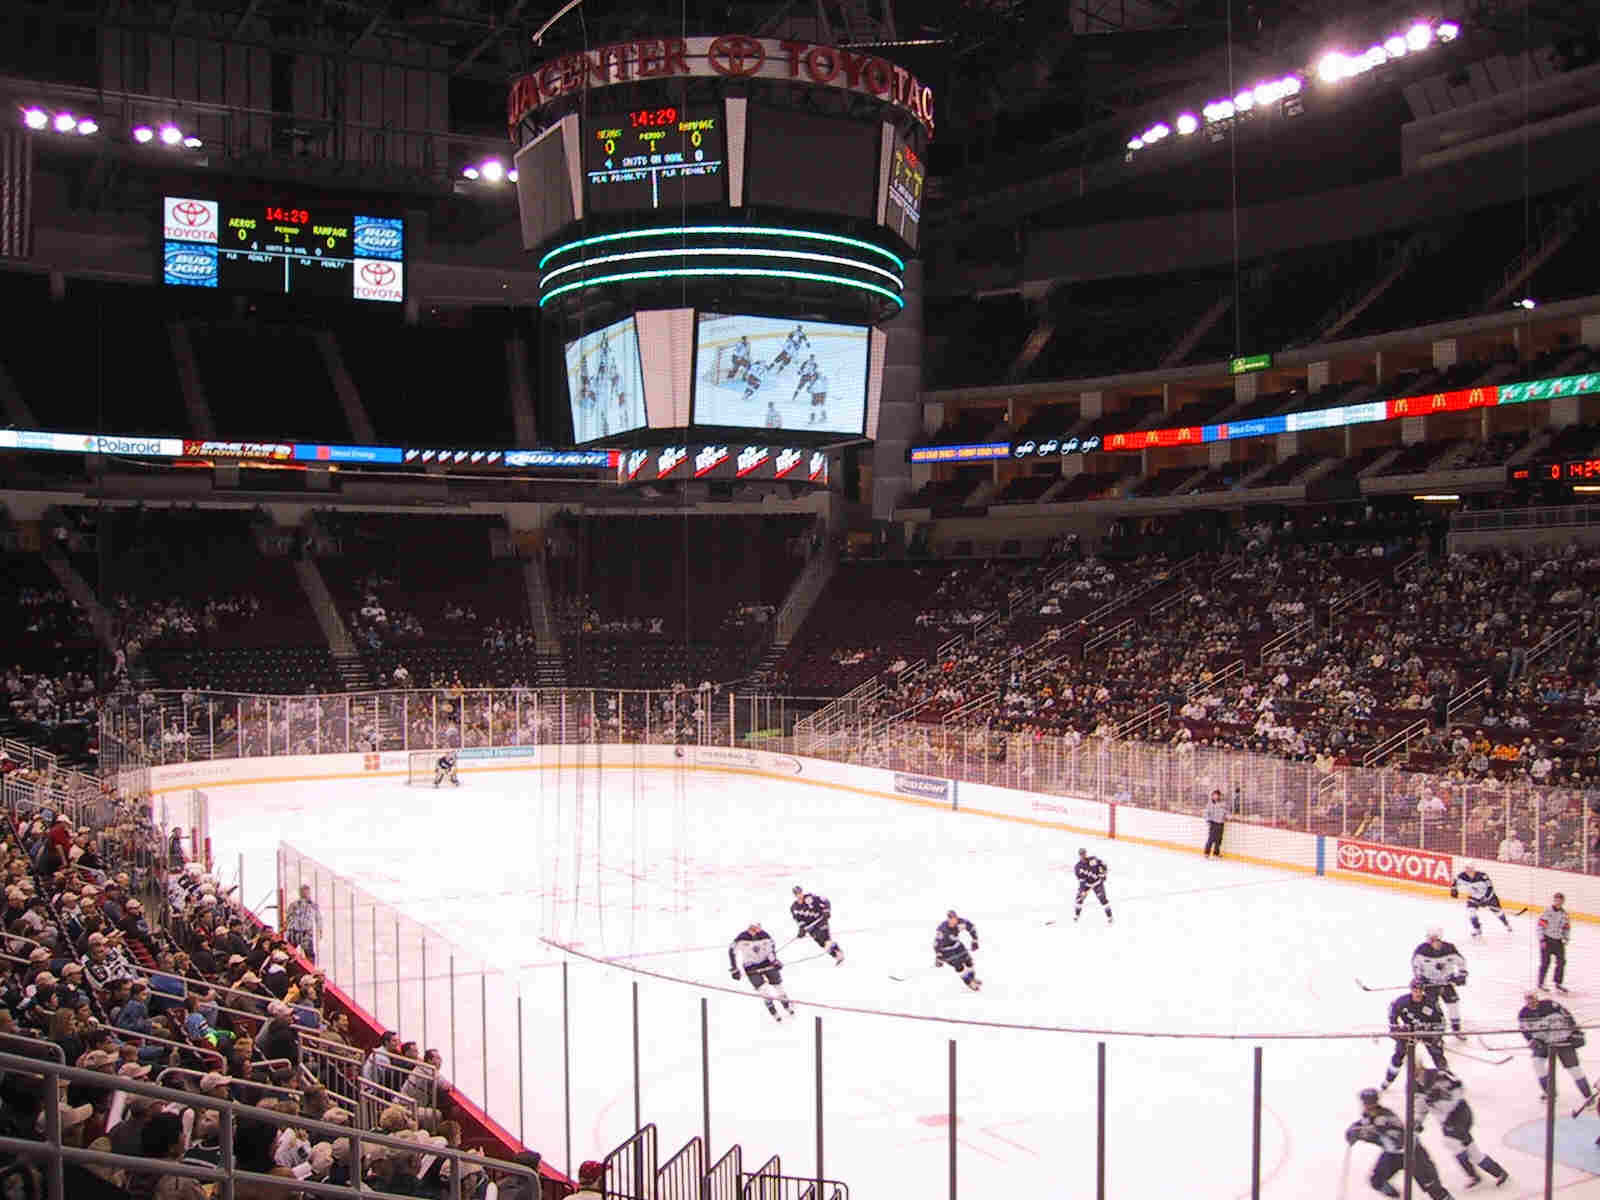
[160,196,405,303]
[584,105,725,213]
[1510,457,1600,483]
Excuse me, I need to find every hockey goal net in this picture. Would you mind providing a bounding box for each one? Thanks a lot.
[406,751,444,786]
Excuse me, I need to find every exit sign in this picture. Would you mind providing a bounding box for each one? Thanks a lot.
[1230,353,1272,375]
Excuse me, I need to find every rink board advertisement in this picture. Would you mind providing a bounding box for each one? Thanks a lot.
[1332,837,1453,887]
[692,313,869,436]
[565,315,649,444]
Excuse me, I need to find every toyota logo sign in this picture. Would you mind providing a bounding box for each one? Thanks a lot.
[352,258,404,303]
[707,35,765,75]
[1334,838,1452,886]
[163,196,218,244]
[170,199,211,227]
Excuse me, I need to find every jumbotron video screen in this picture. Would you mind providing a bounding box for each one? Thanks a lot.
[565,316,648,444]
[693,313,869,436]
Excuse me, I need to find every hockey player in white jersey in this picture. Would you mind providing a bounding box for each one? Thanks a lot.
[726,336,752,381]
[772,325,809,373]
[741,359,769,404]
[729,922,795,1022]
[1414,1067,1510,1188]
[1412,928,1467,1041]
[1450,863,1512,937]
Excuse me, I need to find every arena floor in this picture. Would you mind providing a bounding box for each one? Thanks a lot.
[202,759,1600,1198]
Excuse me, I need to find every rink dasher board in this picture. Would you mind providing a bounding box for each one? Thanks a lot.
[138,743,1590,924]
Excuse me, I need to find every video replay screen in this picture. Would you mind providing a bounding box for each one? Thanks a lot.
[565,316,648,444]
[692,313,869,436]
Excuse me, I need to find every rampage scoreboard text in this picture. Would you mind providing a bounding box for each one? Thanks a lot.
[161,195,406,303]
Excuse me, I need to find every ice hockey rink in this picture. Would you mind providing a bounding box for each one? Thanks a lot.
[200,757,1600,1199]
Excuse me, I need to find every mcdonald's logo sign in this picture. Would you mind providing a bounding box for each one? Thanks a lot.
[1431,393,1447,410]
[1394,398,1409,414]
[1468,388,1484,405]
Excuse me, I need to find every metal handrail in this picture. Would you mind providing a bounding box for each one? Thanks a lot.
[1362,718,1430,768]
[0,1047,542,1200]
[1115,703,1169,740]
[1187,659,1245,702]
[1084,618,1134,653]
[1329,578,1382,618]
[1258,619,1312,665]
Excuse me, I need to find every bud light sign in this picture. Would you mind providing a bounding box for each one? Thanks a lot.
[352,216,404,261]
[164,243,218,288]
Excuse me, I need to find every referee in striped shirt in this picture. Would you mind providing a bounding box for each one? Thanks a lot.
[1538,893,1571,993]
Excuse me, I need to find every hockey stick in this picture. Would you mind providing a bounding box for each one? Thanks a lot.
[1355,978,1411,992]
[1478,1037,1524,1053]
[1572,1088,1600,1120]
[1449,1049,1512,1067]
[1335,1143,1352,1200]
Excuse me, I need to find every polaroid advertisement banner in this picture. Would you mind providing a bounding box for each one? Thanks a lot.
[894,772,952,806]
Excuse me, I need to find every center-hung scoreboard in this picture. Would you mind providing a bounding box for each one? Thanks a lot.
[508,35,932,455]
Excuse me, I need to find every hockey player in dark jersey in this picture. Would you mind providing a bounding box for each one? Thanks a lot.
[934,910,981,991]
[1412,928,1468,1041]
[1450,863,1512,938]
[1518,988,1594,1104]
[1073,849,1112,924]
[1415,1068,1510,1188]
[433,752,459,787]
[791,886,844,964]
[728,923,795,1022]
[1383,980,1450,1089]
[1345,1087,1456,1200]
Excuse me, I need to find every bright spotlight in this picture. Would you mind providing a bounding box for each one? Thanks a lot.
[1406,24,1432,51]
[1385,35,1408,58]
[132,125,154,144]
[1436,22,1459,42]
[480,159,505,183]
[1234,90,1255,111]
[52,112,76,133]
[1515,297,1537,310]
[1318,53,1348,83]
[461,166,480,180]
[76,118,98,135]
[158,124,183,146]
[507,169,518,182]
[21,107,47,130]
[1176,113,1198,135]
[1205,100,1235,122]
[182,135,202,149]
[1127,137,1144,151]
[1280,75,1302,96]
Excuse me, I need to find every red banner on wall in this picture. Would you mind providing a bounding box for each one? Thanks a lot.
[1334,838,1453,886]
[1386,386,1498,419]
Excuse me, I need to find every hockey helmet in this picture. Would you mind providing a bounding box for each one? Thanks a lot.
[793,885,804,896]
[1426,926,1443,941]
[1461,862,1476,875]
[947,909,958,918]
[1358,1088,1380,1106]
[1409,978,1426,992]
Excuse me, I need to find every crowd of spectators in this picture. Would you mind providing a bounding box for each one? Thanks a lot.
[0,764,549,1198]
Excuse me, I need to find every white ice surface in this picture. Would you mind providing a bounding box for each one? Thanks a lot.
[203,763,1600,1199]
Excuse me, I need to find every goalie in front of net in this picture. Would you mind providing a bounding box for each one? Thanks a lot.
[434,752,459,788]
